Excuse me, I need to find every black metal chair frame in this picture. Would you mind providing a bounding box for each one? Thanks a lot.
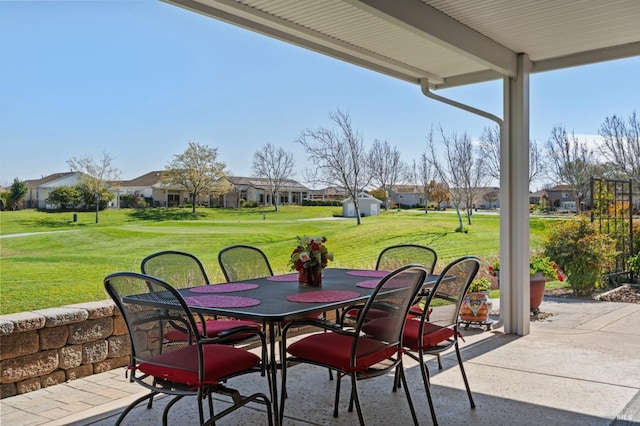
[104,271,273,426]
[402,256,480,425]
[279,265,428,426]
[217,244,274,282]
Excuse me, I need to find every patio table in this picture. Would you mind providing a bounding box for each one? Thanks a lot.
[127,268,438,425]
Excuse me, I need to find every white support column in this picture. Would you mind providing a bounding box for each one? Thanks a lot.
[500,53,531,335]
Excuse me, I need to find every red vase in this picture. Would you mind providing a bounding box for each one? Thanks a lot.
[299,268,322,287]
[529,273,546,313]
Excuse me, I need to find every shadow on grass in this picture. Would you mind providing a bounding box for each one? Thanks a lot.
[128,209,207,221]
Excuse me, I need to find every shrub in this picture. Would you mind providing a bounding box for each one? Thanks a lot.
[543,216,619,295]
[468,277,491,292]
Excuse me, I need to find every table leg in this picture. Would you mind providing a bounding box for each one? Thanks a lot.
[267,322,280,426]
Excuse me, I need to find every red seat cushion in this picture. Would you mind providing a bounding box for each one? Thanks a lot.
[402,320,454,351]
[165,319,261,341]
[287,332,397,372]
[138,344,260,387]
[344,307,389,322]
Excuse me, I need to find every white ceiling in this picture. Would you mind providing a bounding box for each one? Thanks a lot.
[165,0,640,89]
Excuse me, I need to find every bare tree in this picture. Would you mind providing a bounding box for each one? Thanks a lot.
[546,126,599,213]
[414,137,438,213]
[67,151,120,223]
[367,139,405,209]
[252,143,295,212]
[297,109,370,225]
[162,141,230,214]
[599,111,640,188]
[477,125,546,187]
[428,127,489,228]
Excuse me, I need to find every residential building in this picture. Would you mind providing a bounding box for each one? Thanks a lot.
[218,176,310,208]
[24,172,79,209]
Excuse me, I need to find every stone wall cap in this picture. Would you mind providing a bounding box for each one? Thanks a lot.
[62,301,115,319]
[32,308,88,327]
[0,312,46,333]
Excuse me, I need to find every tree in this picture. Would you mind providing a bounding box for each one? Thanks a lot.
[546,126,599,213]
[477,124,546,187]
[297,110,371,225]
[46,186,82,209]
[252,143,295,212]
[414,144,438,213]
[598,111,640,188]
[67,151,120,223]
[8,178,27,210]
[428,127,488,228]
[162,141,230,214]
[367,139,405,209]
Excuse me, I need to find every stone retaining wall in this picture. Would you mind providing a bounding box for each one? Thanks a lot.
[0,300,130,399]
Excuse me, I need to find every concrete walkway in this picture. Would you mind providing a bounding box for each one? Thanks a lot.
[2,296,640,425]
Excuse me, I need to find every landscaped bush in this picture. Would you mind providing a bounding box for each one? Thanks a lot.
[301,200,342,207]
[543,216,619,295]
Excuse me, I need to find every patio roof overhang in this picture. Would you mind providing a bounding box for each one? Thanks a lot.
[163,0,640,335]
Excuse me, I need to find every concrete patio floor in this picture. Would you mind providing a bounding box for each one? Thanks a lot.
[2,296,640,425]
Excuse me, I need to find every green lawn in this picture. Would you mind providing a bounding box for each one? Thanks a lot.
[0,206,566,314]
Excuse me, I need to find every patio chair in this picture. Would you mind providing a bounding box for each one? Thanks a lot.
[340,244,438,324]
[279,265,428,425]
[401,256,480,425]
[104,272,273,426]
[218,244,274,282]
[141,250,262,342]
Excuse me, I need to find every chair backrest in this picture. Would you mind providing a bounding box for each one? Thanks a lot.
[104,272,199,366]
[420,256,480,329]
[141,250,210,288]
[358,265,428,348]
[218,245,274,282]
[376,244,438,274]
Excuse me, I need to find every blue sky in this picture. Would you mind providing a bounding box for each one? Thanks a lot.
[1,1,639,190]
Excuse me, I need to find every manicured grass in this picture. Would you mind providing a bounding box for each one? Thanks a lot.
[0,207,567,314]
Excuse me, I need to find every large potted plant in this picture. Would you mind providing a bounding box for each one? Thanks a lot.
[459,277,492,325]
[489,254,564,313]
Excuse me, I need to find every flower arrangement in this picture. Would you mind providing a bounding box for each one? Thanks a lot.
[289,235,334,272]
[489,254,564,281]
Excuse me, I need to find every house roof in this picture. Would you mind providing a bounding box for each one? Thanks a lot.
[167,0,640,90]
[227,176,309,191]
[391,185,422,194]
[121,171,165,187]
[24,172,76,189]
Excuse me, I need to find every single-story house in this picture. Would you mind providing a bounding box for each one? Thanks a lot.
[24,172,80,209]
[389,185,423,208]
[118,171,190,208]
[217,176,310,208]
[342,192,382,217]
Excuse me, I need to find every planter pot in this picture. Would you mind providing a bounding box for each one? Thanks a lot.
[529,272,547,313]
[298,269,322,287]
[459,291,491,323]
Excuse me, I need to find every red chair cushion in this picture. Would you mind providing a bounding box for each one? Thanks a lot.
[165,319,261,341]
[402,320,454,350]
[344,307,389,322]
[138,344,260,387]
[286,332,396,372]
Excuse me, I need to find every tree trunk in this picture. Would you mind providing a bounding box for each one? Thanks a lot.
[354,200,362,225]
[191,194,196,214]
[95,194,100,224]
[455,205,463,230]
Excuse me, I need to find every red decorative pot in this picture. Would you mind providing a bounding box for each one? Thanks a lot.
[529,272,546,313]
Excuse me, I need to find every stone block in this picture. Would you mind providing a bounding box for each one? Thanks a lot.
[65,364,93,381]
[58,345,83,369]
[0,349,58,383]
[112,315,128,335]
[16,377,41,394]
[68,318,113,344]
[62,300,114,319]
[40,370,66,388]
[93,355,129,374]
[0,382,17,399]
[0,312,45,332]
[33,307,88,327]
[0,331,39,361]
[107,335,131,358]
[82,340,108,364]
[39,326,69,350]
[0,319,14,336]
